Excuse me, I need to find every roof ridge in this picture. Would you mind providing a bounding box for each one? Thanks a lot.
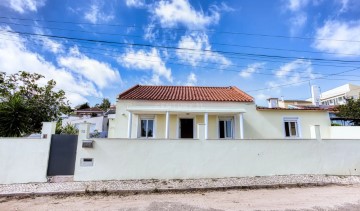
[230,86,254,101]
[118,84,140,99]
[137,84,232,89]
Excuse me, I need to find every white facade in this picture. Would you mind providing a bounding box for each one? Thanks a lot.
[320,84,360,105]
[109,99,331,140]
[62,116,108,133]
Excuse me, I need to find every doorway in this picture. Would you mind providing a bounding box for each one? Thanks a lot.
[179,118,194,138]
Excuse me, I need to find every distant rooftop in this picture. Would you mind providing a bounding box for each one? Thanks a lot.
[75,107,104,113]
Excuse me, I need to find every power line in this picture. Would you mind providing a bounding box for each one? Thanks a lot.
[2,30,360,64]
[0,32,357,75]
[1,20,360,57]
[246,67,360,92]
[1,16,360,43]
[2,30,359,69]
[1,31,359,99]
[1,32,359,80]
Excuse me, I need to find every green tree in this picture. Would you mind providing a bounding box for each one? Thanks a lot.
[0,72,4,84]
[60,105,73,114]
[55,119,63,134]
[97,98,111,111]
[77,102,90,110]
[0,71,69,137]
[61,123,79,135]
[0,94,30,137]
[336,98,360,125]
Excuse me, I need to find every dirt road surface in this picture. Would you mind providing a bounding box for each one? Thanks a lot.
[2,185,360,211]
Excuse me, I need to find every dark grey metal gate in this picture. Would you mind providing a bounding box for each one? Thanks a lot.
[47,134,78,176]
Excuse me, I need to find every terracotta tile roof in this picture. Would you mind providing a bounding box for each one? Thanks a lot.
[118,85,254,102]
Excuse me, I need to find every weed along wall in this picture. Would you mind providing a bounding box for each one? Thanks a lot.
[74,123,360,181]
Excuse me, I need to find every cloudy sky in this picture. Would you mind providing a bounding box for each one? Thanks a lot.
[0,0,359,106]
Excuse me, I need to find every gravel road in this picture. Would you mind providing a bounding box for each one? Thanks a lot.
[2,184,360,210]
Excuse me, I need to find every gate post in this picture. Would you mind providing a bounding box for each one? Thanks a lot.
[41,122,56,140]
[78,123,91,140]
[74,123,91,181]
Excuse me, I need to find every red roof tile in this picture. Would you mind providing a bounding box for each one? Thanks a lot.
[118,85,254,102]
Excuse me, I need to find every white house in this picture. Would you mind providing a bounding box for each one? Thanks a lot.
[320,84,360,106]
[62,115,108,133]
[108,85,331,139]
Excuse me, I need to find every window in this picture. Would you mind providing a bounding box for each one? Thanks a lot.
[219,117,233,139]
[140,119,154,138]
[283,117,300,138]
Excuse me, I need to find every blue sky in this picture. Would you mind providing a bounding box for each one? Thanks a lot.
[0,0,359,106]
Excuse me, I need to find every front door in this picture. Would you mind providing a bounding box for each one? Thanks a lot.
[180,118,194,138]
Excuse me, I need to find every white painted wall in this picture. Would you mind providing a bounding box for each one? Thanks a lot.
[0,122,55,184]
[330,126,360,139]
[0,139,51,184]
[74,124,360,181]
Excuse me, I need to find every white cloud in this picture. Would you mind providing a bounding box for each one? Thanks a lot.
[255,60,315,102]
[185,72,197,86]
[313,20,360,56]
[255,93,271,101]
[0,27,122,105]
[337,0,350,14]
[0,0,46,13]
[274,59,315,84]
[289,13,307,35]
[118,48,173,84]
[152,0,220,29]
[40,37,63,53]
[84,2,114,24]
[126,0,145,8]
[58,47,121,89]
[176,32,231,68]
[239,63,265,78]
[33,28,64,53]
[286,0,310,11]
[0,31,104,106]
[143,22,158,42]
[211,2,235,12]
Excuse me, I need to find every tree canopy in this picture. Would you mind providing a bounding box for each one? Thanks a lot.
[76,102,90,110]
[0,71,69,137]
[336,98,360,125]
[97,98,111,111]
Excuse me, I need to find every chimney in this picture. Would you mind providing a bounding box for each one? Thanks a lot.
[311,85,321,106]
[267,98,279,108]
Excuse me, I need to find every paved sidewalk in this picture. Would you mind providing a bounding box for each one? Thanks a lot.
[1,175,360,197]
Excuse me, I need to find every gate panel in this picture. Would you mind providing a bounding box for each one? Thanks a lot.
[47,134,78,176]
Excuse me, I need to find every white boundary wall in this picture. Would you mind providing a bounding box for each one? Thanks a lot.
[0,122,55,184]
[330,126,360,139]
[74,124,360,181]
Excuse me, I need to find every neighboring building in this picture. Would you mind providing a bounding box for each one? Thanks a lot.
[74,107,105,117]
[320,84,360,106]
[62,107,112,134]
[62,115,108,133]
[108,85,331,139]
[269,98,313,109]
